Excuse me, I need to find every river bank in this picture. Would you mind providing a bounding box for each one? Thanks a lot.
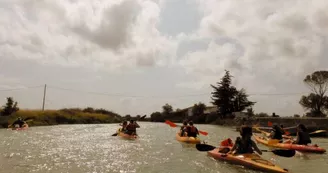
[0,108,123,128]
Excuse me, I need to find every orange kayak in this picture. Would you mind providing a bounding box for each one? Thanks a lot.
[175,132,201,144]
[208,147,289,173]
[254,135,326,153]
[117,129,138,140]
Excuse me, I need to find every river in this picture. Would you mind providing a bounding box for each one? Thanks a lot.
[1,122,328,173]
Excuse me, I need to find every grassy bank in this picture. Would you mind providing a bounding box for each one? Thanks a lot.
[0,108,123,128]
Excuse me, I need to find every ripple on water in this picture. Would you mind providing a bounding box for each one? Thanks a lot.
[1,123,328,173]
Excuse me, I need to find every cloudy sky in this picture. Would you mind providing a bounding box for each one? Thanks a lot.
[0,0,327,116]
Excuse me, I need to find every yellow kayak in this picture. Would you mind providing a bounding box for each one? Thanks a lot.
[175,132,201,144]
[208,147,289,173]
[117,129,138,140]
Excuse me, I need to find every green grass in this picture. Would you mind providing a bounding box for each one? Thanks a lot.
[0,108,122,128]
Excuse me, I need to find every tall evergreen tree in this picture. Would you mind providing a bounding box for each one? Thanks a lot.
[211,70,255,118]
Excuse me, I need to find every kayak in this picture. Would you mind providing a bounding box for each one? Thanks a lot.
[117,129,138,140]
[207,147,289,173]
[12,124,29,131]
[175,132,201,144]
[254,135,326,154]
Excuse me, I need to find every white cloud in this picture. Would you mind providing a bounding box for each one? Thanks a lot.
[177,0,328,115]
[0,0,177,72]
[1,0,328,116]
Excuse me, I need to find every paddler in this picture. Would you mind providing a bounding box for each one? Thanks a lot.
[293,124,311,145]
[180,121,188,137]
[228,125,262,155]
[187,121,199,137]
[10,117,26,128]
[118,121,128,132]
[125,120,140,135]
[269,124,284,143]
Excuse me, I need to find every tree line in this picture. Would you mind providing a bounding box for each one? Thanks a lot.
[150,70,328,123]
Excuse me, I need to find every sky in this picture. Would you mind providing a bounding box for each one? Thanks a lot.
[0,0,328,116]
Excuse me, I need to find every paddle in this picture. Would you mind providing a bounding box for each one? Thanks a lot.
[309,130,327,135]
[8,117,33,128]
[254,125,292,140]
[164,120,208,136]
[112,115,146,136]
[195,143,296,158]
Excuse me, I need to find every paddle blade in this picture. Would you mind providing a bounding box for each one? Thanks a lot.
[165,120,178,127]
[196,144,216,151]
[199,130,208,136]
[112,133,118,136]
[140,115,146,120]
[310,130,327,135]
[284,131,290,135]
[271,149,296,158]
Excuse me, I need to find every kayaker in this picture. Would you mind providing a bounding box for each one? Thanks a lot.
[187,121,199,137]
[293,124,311,145]
[11,117,25,128]
[125,120,140,135]
[228,125,262,155]
[269,125,284,142]
[119,121,128,132]
[180,121,188,137]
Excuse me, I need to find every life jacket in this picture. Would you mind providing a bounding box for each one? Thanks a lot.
[187,126,198,137]
[189,126,197,133]
[236,137,254,154]
[272,129,283,140]
[126,124,136,131]
[297,131,311,145]
[221,138,234,147]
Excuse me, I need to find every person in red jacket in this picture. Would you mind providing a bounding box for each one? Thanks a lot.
[187,121,199,138]
[125,120,140,135]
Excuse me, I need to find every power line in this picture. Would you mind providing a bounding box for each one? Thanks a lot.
[0,84,310,98]
[0,85,43,92]
[47,85,309,98]
[47,85,210,98]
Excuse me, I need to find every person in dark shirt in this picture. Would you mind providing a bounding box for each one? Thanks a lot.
[125,120,140,135]
[269,125,284,143]
[228,125,262,155]
[293,124,311,145]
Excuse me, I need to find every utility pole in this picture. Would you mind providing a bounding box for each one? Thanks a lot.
[42,84,47,111]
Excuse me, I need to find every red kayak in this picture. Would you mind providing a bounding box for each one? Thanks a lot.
[254,135,326,154]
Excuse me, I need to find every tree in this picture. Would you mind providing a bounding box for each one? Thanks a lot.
[162,103,173,115]
[124,114,131,119]
[299,71,328,117]
[150,112,163,122]
[192,102,206,116]
[83,107,95,113]
[255,112,269,117]
[1,97,19,116]
[211,70,255,118]
[246,107,254,117]
[232,89,256,112]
